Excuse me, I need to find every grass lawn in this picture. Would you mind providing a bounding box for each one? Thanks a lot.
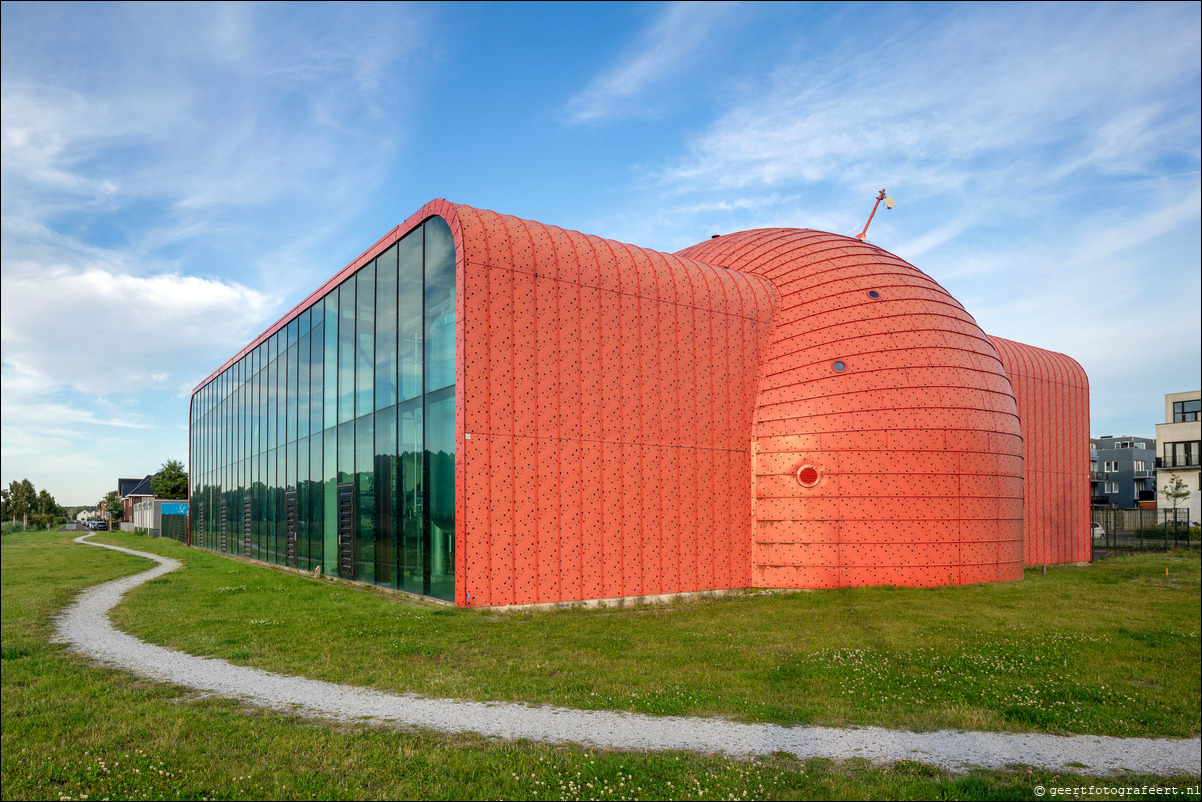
[98,531,1201,738]
[2,528,1199,801]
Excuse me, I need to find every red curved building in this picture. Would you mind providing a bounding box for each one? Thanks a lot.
[188,200,1090,607]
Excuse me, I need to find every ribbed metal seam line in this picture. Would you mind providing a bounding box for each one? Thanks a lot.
[457,203,774,605]
[681,229,1026,589]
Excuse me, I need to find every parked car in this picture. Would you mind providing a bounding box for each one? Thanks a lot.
[1091,521,1106,538]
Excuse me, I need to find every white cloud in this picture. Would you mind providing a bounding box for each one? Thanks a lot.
[563,1,742,124]
[0,3,433,501]
[653,4,1199,197]
[1,258,276,397]
[0,2,425,271]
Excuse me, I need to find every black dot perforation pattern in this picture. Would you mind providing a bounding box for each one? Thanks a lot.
[445,202,779,607]
[678,228,1041,589]
[989,335,1091,565]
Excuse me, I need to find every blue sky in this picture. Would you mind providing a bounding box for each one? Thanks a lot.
[2,1,1199,504]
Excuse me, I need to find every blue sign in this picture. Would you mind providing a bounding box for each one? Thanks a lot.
[161,502,189,515]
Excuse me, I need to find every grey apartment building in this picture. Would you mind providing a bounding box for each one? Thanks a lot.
[1090,435,1156,509]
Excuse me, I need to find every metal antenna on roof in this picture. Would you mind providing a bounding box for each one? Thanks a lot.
[854,189,895,242]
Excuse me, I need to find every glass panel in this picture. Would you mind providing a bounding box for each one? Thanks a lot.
[323,426,337,576]
[277,346,288,448]
[374,405,397,587]
[297,435,310,570]
[399,397,423,595]
[286,340,299,444]
[338,280,356,424]
[255,451,266,560]
[275,446,286,564]
[375,244,399,410]
[355,414,374,583]
[309,432,323,570]
[267,446,278,563]
[188,218,456,604]
[398,231,423,401]
[356,265,376,418]
[250,355,259,454]
[425,387,455,601]
[309,322,324,436]
[267,356,279,450]
[286,438,297,490]
[337,421,354,483]
[297,332,310,442]
[424,217,456,392]
[258,365,267,454]
[324,291,338,430]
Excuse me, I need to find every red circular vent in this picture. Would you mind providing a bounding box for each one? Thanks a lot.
[796,465,819,487]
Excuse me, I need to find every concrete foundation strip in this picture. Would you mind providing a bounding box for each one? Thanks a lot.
[55,535,1201,777]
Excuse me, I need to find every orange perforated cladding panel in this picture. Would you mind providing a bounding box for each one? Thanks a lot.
[988,336,1091,565]
[448,203,777,606]
[678,230,1026,588]
[216,200,1088,605]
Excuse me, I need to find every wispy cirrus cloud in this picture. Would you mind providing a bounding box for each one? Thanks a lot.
[654,3,1200,199]
[1,2,426,269]
[563,1,742,124]
[1,2,433,501]
[612,2,1200,439]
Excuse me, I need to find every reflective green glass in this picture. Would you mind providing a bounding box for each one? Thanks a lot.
[355,414,374,584]
[375,245,399,410]
[309,432,323,569]
[286,341,299,444]
[309,322,323,436]
[255,452,266,560]
[297,436,310,570]
[398,232,423,401]
[267,446,277,562]
[297,333,310,442]
[374,406,397,587]
[356,266,375,418]
[323,427,337,575]
[337,421,354,483]
[192,217,456,603]
[275,447,287,564]
[424,217,456,391]
[267,357,278,450]
[338,280,355,424]
[286,439,297,489]
[277,347,288,448]
[426,387,455,601]
[240,380,249,465]
[324,291,338,430]
[399,397,423,595]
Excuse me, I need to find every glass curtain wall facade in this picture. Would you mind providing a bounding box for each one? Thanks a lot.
[189,217,456,601]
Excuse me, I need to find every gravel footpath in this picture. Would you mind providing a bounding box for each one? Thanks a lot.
[56,535,1201,777]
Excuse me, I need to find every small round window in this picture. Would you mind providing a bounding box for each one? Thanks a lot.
[867,290,880,299]
[796,465,820,487]
[833,360,846,372]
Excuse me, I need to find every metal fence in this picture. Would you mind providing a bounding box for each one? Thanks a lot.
[1091,508,1197,551]
[161,514,188,543]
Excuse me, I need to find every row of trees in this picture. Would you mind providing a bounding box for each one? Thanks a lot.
[2,479,68,530]
[2,460,188,533]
